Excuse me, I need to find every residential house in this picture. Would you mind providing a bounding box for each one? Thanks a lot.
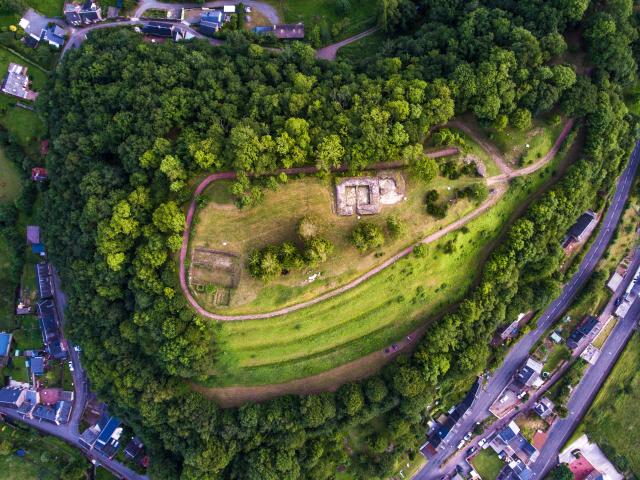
[124,436,145,461]
[562,211,597,251]
[567,316,599,350]
[27,225,45,255]
[141,22,173,37]
[42,24,66,48]
[490,421,539,466]
[37,299,66,360]
[0,387,27,409]
[253,23,305,39]
[29,356,45,376]
[1,63,38,100]
[560,435,623,480]
[17,389,39,417]
[497,459,534,480]
[223,5,235,13]
[423,379,480,450]
[32,400,72,425]
[35,263,54,299]
[31,167,48,182]
[607,271,624,292]
[0,332,13,367]
[94,416,123,458]
[64,0,103,26]
[515,358,544,389]
[533,397,555,421]
[199,10,225,35]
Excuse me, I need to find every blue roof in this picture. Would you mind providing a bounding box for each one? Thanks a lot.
[96,417,121,446]
[253,26,273,33]
[498,424,517,442]
[32,244,45,254]
[201,10,223,22]
[30,356,45,375]
[0,333,11,357]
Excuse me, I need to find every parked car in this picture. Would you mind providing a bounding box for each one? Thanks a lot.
[467,446,476,456]
[464,432,472,441]
[68,361,74,372]
[457,439,466,450]
[478,438,487,448]
[73,345,82,352]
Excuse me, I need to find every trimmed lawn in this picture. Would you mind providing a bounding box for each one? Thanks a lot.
[0,13,19,28]
[3,356,29,382]
[28,0,65,17]
[0,148,22,204]
[12,315,44,351]
[0,234,16,332]
[191,172,483,313]
[592,317,617,349]
[265,0,377,43]
[199,140,569,387]
[471,449,504,480]
[577,333,640,477]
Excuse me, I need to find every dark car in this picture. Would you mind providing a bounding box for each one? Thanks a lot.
[467,446,476,456]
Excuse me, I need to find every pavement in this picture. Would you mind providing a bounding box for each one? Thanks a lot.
[315,27,380,60]
[413,140,640,480]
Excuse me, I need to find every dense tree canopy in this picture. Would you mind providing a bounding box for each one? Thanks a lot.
[39,0,639,478]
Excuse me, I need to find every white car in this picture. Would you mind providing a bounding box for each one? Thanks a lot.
[68,361,74,372]
[457,439,466,450]
[74,345,82,352]
[464,432,472,441]
[478,438,487,448]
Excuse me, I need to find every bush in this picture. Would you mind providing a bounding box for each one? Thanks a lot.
[386,215,406,239]
[351,222,385,252]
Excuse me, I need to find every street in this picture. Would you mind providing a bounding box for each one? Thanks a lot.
[414,140,640,480]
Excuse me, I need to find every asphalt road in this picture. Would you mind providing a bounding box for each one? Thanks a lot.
[531,292,640,478]
[414,140,640,480]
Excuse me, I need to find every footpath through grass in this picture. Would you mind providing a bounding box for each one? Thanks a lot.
[201,144,568,388]
[574,333,640,477]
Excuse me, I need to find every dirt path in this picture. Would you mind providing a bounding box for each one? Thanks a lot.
[447,118,513,175]
[179,121,572,322]
[315,27,380,61]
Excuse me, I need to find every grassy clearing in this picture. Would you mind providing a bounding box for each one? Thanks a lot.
[471,449,504,480]
[482,115,564,167]
[265,0,377,43]
[28,0,65,17]
[0,48,47,146]
[191,172,483,313]
[576,333,640,476]
[0,13,19,28]
[3,356,29,382]
[201,150,567,387]
[0,148,22,204]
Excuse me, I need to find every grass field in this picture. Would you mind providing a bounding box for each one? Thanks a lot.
[592,317,617,349]
[266,0,377,43]
[0,148,22,204]
[482,116,564,167]
[191,172,483,313]
[198,143,569,388]
[543,344,571,373]
[574,333,640,477]
[0,48,47,146]
[28,0,65,17]
[471,449,504,480]
[0,13,19,28]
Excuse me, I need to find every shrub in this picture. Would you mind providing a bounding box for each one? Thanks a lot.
[351,222,385,252]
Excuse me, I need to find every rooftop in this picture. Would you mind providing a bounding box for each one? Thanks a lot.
[1,63,38,101]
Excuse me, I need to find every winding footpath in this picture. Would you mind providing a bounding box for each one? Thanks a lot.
[180,120,574,321]
[315,27,380,60]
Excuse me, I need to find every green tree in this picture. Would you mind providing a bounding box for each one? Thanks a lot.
[350,222,385,252]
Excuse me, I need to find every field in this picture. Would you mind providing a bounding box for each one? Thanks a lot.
[28,0,65,17]
[592,317,617,349]
[265,0,377,43]
[0,48,47,147]
[543,344,571,373]
[471,449,504,480]
[191,172,483,313]
[575,333,640,477]
[475,115,565,168]
[196,139,570,391]
[0,149,22,203]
